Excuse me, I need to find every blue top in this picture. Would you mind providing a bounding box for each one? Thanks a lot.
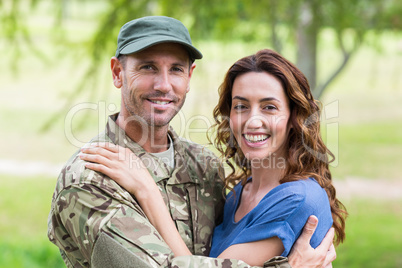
[209,177,333,257]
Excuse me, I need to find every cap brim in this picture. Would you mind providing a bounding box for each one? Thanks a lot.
[117,36,203,59]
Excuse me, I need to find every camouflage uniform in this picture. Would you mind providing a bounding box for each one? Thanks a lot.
[48,113,290,268]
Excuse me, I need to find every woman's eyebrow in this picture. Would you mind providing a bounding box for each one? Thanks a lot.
[260,97,280,103]
[232,96,248,101]
[232,96,280,103]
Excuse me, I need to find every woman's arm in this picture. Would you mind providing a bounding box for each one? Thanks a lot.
[79,143,291,267]
[218,237,284,266]
[79,142,191,257]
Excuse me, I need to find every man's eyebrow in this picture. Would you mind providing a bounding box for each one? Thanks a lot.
[137,60,155,65]
[172,62,187,67]
[137,60,187,67]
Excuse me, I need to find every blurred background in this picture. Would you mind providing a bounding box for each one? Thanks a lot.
[1,0,401,267]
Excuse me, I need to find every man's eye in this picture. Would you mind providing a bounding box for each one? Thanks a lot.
[171,67,184,72]
[140,65,153,70]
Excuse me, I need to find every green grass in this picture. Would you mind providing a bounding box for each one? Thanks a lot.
[330,122,402,179]
[0,240,64,268]
[334,199,402,268]
[0,175,64,268]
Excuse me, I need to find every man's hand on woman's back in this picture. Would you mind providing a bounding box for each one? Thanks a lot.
[288,216,336,268]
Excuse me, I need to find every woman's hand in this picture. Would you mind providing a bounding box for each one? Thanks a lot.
[80,142,192,257]
[79,142,157,197]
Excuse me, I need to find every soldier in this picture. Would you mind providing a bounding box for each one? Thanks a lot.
[48,16,336,268]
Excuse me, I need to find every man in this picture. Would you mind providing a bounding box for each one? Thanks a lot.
[48,16,335,267]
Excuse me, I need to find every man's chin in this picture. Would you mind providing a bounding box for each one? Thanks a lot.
[145,117,173,128]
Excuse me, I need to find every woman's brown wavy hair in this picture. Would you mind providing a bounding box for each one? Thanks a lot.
[210,49,347,245]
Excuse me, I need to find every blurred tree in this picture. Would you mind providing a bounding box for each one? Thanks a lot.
[2,0,401,126]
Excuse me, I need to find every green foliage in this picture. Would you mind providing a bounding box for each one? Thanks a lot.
[0,0,48,72]
[2,0,402,116]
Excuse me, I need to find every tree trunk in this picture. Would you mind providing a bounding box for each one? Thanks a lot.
[269,0,283,54]
[296,1,319,95]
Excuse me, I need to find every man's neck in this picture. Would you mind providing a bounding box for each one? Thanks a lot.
[116,113,169,153]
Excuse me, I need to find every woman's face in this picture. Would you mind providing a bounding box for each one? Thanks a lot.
[229,71,292,163]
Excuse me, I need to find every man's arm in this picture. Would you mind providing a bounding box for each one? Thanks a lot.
[48,175,174,267]
[90,232,289,268]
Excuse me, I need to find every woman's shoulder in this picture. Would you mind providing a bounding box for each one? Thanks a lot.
[269,178,329,209]
[278,178,325,195]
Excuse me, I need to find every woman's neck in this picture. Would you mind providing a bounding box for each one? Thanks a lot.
[234,163,286,222]
[248,155,287,194]
[249,166,283,194]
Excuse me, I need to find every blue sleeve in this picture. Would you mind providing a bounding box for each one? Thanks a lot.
[230,178,333,256]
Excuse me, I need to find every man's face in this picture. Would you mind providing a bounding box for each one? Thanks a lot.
[115,43,195,127]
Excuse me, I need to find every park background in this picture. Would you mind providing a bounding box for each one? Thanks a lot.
[1,0,401,267]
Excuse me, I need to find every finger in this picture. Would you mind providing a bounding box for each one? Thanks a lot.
[88,143,133,161]
[316,227,335,253]
[90,142,121,153]
[96,142,130,153]
[323,243,336,267]
[81,146,117,160]
[298,215,319,244]
[79,152,113,168]
[84,162,113,176]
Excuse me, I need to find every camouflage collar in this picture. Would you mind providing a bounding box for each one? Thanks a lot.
[105,113,199,185]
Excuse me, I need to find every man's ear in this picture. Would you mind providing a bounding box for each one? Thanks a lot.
[111,57,123,88]
[186,63,196,93]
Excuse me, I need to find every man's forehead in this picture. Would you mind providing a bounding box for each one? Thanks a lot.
[130,43,190,61]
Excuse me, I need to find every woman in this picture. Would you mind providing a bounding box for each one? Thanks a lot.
[80,49,346,266]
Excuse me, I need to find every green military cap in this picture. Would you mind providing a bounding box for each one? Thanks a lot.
[115,16,203,60]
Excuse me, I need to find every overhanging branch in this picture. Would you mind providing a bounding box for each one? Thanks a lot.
[314,30,362,99]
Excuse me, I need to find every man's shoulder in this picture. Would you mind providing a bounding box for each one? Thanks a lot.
[52,133,114,197]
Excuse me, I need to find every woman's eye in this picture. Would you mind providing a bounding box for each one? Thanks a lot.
[264,105,277,110]
[233,104,246,110]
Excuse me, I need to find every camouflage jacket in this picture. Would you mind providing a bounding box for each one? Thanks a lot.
[48,114,290,268]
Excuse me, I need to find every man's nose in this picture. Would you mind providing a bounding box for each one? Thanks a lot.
[154,71,172,93]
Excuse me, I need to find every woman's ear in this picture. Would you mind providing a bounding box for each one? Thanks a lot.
[111,57,123,88]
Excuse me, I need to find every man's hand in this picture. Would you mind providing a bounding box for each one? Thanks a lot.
[288,216,336,268]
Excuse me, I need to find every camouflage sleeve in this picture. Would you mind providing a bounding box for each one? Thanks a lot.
[49,173,175,267]
[169,255,290,268]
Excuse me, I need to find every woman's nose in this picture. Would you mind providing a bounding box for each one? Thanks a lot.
[245,114,264,129]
